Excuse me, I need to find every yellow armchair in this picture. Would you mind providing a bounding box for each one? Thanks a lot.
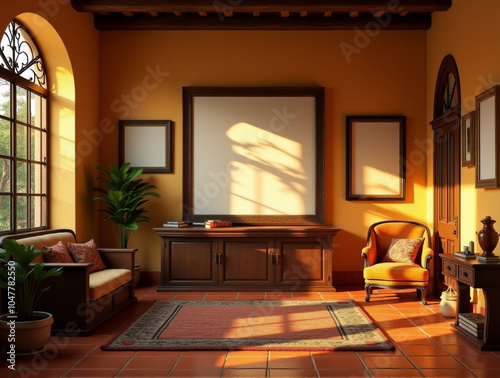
[361,220,433,305]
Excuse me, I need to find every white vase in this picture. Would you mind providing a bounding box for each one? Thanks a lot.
[439,287,457,318]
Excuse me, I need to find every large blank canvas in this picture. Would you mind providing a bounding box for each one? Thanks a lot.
[192,96,316,216]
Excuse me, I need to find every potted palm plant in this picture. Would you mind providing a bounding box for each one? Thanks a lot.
[93,163,161,286]
[0,239,62,357]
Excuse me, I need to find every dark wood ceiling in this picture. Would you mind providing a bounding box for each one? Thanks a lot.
[71,0,452,30]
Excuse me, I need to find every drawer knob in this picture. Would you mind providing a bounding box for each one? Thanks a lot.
[463,271,468,278]
[447,265,451,271]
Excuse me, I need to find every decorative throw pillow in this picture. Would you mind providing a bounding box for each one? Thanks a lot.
[68,239,106,273]
[42,240,74,263]
[381,238,424,264]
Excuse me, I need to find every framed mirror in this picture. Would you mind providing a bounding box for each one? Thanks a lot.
[475,85,500,188]
[182,87,325,224]
[346,116,406,201]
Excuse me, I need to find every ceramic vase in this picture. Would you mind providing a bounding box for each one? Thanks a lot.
[439,287,457,318]
[477,216,499,257]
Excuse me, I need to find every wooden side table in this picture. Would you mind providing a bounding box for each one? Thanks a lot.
[440,253,500,350]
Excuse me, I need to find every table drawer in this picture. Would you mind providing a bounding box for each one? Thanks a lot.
[442,260,457,278]
[458,265,474,285]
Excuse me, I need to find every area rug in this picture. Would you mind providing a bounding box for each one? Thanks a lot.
[101,300,394,351]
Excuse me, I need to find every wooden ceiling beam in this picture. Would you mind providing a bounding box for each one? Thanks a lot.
[72,0,452,14]
[94,13,432,30]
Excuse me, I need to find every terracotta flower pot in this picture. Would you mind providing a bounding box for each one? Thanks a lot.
[0,311,53,358]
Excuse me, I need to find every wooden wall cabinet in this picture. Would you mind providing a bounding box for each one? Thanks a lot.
[154,226,340,291]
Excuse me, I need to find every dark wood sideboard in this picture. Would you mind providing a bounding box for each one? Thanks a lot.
[440,253,500,350]
[154,226,340,292]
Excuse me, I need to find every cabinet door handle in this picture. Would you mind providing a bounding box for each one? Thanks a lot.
[214,253,222,264]
[276,254,280,264]
[463,271,468,278]
[447,265,451,271]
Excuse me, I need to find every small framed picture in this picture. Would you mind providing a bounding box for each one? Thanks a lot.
[462,111,475,167]
[119,120,172,173]
[346,115,406,201]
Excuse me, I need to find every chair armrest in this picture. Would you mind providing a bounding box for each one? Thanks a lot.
[421,247,433,269]
[361,243,378,268]
[98,248,136,270]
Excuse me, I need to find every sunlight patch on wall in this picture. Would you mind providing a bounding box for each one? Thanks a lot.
[227,122,306,215]
[357,165,400,196]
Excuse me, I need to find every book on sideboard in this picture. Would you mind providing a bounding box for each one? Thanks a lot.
[163,221,188,228]
[205,220,232,228]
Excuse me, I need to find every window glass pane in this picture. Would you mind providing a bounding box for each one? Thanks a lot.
[0,78,10,117]
[31,163,41,193]
[31,92,43,126]
[16,123,27,159]
[41,163,47,193]
[0,195,10,231]
[41,97,46,130]
[16,161,27,193]
[31,196,41,228]
[31,128,41,161]
[0,119,10,156]
[41,129,47,162]
[16,195,27,229]
[16,86,27,123]
[0,158,10,192]
[41,195,47,227]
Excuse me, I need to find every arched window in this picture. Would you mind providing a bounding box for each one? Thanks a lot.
[433,55,461,119]
[0,19,48,233]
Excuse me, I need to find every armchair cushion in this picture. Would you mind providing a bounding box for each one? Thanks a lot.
[364,262,428,283]
[42,240,74,263]
[68,239,106,273]
[381,238,424,264]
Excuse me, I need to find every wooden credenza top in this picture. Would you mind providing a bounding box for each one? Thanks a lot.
[154,225,341,238]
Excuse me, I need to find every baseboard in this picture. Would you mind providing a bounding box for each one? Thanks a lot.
[332,271,364,286]
[139,271,161,286]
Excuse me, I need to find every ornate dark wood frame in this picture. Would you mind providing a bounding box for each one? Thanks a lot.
[182,86,325,225]
[346,115,406,201]
[118,120,172,173]
[461,111,475,167]
[475,85,500,188]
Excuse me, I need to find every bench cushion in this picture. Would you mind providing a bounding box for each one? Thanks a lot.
[89,269,132,300]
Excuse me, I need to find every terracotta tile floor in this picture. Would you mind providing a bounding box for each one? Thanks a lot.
[1,285,499,377]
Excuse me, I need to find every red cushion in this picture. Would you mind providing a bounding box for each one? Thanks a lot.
[68,239,106,273]
[381,238,424,264]
[42,240,74,263]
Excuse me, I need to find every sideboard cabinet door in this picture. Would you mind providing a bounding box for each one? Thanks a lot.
[219,239,274,287]
[275,239,332,287]
[163,240,218,286]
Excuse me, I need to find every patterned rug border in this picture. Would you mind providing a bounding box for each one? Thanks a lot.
[101,300,394,352]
